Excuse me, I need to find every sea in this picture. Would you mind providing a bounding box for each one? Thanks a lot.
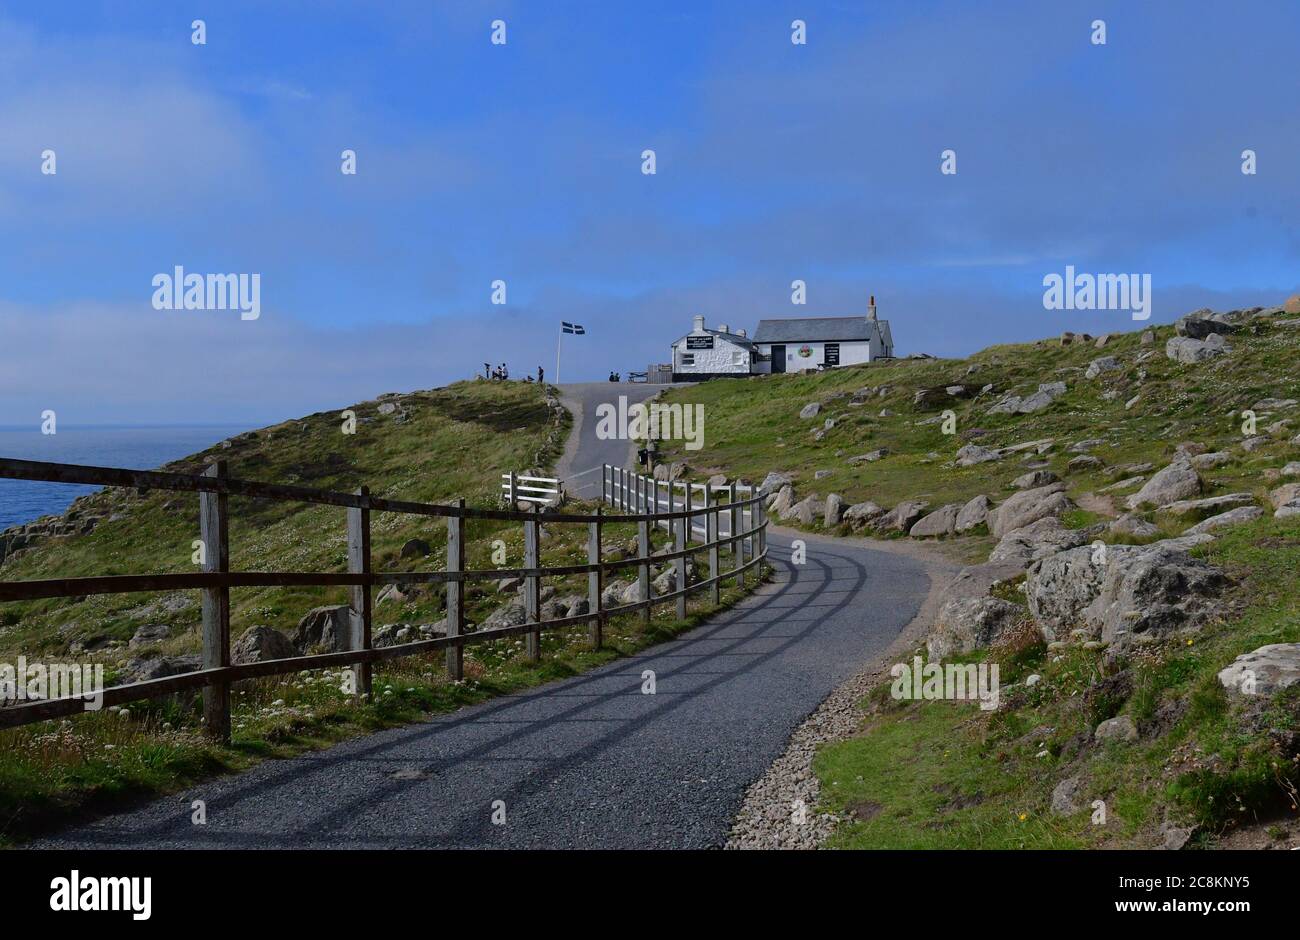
[0,425,252,531]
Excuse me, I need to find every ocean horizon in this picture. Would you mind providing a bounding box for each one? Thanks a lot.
[0,424,253,530]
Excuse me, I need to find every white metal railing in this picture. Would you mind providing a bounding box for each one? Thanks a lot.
[501,471,563,506]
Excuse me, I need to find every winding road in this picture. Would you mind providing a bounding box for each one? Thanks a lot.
[29,383,931,849]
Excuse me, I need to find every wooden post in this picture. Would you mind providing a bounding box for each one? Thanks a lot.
[674,500,687,621]
[508,470,518,508]
[637,511,651,624]
[684,480,694,545]
[706,484,720,606]
[347,485,373,701]
[601,464,609,505]
[525,509,541,661]
[731,483,745,589]
[588,508,603,649]
[445,498,465,679]
[199,461,231,742]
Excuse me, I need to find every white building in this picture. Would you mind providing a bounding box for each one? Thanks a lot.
[751,297,894,373]
[670,315,758,381]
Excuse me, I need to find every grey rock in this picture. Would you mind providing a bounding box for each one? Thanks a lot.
[1184,506,1262,535]
[1160,493,1255,519]
[955,444,1003,467]
[231,625,297,664]
[293,605,353,652]
[1165,335,1229,364]
[843,501,886,527]
[927,596,1024,660]
[128,623,170,649]
[989,483,1072,537]
[954,495,994,533]
[873,500,929,533]
[1051,776,1084,816]
[909,504,961,538]
[1125,460,1201,510]
[1217,643,1300,697]
[1068,455,1105,473]
[799,402,821,420]
[989,516,1089,567]
[847,449,889,464]
[1189,451,1232,470]
[400,538,431,559]
[769,484,796,518]
[1084,356,1121,379]
[1109,513,1160,538]
[1094,716,1137,743]
[824,493,845,527]
[1011,470,1059,489]
[1176,308,1238,340]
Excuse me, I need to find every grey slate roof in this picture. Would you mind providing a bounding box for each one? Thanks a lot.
[752,317,890,344]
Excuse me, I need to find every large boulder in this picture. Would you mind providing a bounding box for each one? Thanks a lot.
[1026,538,1228,644]
[1110,513,1160,538]
[1159,493,1254,519]
[954,495,994,533]
[988,517,1090,568]
[757,471,793,496]
[1015,382,1068,414]
[926,597,1024,660]
[400,538,432,559]
[955,444,1004,467]
[1184,506,1263,535]
[1011,470,1059,490]
[232,625,297,665]
[482,602,528,630]
[293,605,353,652]
[873,500,929,533]
[128,623,171,648]
[1084,356,1121,380]
[824,493,845,527]
[1218,644,1300,697]
[843,500,886,528]
[909,504,961,538]
[788,494,825,526]
[769,484,796,517]
[1166,335,1230,364]
[989,483,1073,537]
[1125,460,1201,510]
[1176,308,1239,340]
[799,402,821,420]
[116,653,202,686]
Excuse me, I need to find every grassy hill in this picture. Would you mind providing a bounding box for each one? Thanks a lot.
[655,309,1300,848]
[0,380,755,843]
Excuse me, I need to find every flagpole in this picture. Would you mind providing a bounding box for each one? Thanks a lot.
[556,328,562,385]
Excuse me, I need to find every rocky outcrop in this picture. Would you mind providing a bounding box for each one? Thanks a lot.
[232,625,297,664]
[1025,538,1228,645]
[1218,644,1300,697]
[1084,356,1121,379]
[926,597,1024,660]
[1166,333,1231,364]
[909,504,961,538]
[293,605,353,652]
[988,517,1090,567]
[1125,460,1201,510]
[873,500,928,534]
[843,500,886,528]
[988,483,1073,537]
[954,495,993,533]
[987,382,1067,415]
[1184,506,1263,535]
[1176,308,1239,340]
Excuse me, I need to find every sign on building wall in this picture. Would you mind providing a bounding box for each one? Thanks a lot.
[686,336,715,350]
[824,343,840,366]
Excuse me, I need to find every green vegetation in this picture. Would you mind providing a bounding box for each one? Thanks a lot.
[0,379,765,843]
[656,314,1300,847]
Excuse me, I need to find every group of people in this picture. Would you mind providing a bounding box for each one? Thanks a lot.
[485,363,545,384]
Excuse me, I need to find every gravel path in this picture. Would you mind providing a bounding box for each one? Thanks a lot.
[29,388,935,849]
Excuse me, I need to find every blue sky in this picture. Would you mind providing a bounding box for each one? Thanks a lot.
[1,0,1298,424]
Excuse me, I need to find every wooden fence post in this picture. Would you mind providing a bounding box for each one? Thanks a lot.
[199,461,231,742]
[445,498,465,680]
[684,480,694,545]
[347,485,373,701]
[601,464,608,505]
[508,470,518,508]
[730,483,744,589]
[706,484,720,606]
[637,508,651,624]
[525,509,541,661]
[588,507,603,649]
[674,497,688,621]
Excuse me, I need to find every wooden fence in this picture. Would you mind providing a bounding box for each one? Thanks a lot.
[500,471,562,506]
[0,457,766,739]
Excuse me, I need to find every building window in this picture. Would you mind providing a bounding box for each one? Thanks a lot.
[732,351,744,366]
[681,353,695,366]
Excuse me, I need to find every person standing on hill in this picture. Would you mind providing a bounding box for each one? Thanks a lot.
[538,366,544,384]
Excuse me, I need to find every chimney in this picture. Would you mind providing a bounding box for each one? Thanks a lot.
[736,328,747,338]
[868,294,878,321]
[693,314,705,333]
[718,323,730,334]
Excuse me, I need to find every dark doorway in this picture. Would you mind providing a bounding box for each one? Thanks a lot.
[771,344,786,373]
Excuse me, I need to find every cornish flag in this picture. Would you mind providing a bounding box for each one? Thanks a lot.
[561,321,585,334]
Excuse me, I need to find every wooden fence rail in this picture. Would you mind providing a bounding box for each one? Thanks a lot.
[0,457,766,737]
